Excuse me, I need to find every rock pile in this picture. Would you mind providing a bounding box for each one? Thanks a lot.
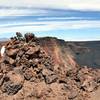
[0,33,100,100]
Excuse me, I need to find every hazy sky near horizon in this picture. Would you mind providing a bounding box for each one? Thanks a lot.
[0,0,100,41]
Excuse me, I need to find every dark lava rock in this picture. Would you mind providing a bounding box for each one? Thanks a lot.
[2,81,22,95]
[24,33,35,42]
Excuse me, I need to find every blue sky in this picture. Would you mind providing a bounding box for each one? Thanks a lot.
[0,0,100,41]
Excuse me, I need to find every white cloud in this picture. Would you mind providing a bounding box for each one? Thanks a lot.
[37,17,82,20]
[0,22,56,34]
[0,20,100,34]
[67,0,100,11]
[0,0,100,11]
[0,8,47,16]
[0,0,100,16]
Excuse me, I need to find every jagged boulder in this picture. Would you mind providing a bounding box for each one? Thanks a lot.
[1,81,22,95]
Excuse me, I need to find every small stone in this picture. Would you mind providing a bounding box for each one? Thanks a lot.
[68,90,78,99]
[81,79,97,92]
[24,68,36,80]
[2,81,22,95]
[7,71,24,84]
[3,56,15,65]
[26,47,40,55]
[42,69,58,84]
[6,49,19,57]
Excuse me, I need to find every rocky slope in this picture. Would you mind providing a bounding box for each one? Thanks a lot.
[0,34,100,100]
[1,37,100,69]
[39,37,78,70]
[39,37,100,68]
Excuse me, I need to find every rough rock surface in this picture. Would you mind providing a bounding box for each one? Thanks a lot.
[39,37,100,68]
[0,33,100,100]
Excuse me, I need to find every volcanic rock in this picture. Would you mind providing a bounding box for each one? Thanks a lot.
[42,68,58,84]
[1,81,22,95]
[0,33,99,100]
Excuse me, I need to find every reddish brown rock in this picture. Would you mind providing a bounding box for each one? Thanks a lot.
[6,48,19,57]
[0,33,99,100]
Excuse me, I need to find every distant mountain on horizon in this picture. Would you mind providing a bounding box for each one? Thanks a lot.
[0,36,100,42]
[0,38,9,41]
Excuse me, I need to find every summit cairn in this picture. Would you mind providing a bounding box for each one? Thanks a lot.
[0,32,99,100]
[0,33,57,97]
